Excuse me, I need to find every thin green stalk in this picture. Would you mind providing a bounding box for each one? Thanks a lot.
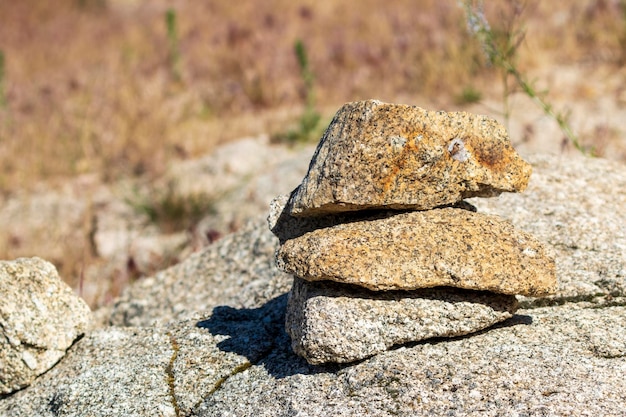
[165,9,182,81]
[295,39,315,109]
[292,39,321,142]
[502,59,584,152]
[0,50,6,108]
[459,0,586,154]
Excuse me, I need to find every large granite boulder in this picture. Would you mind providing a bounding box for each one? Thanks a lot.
[0,153,624,416]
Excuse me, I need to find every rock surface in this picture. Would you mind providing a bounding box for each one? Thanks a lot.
[276,207,556,296]
[2,297,624,416]
[0,258,92,394]
[196,304,626,417]
[2,153,622,416]
[108,218,293,327]
[286,277,518,364]
[468,154,626,307]
[107,152,623,325]
[288,100,532,216]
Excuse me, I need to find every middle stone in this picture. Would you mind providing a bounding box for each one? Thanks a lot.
[276,207,556,297]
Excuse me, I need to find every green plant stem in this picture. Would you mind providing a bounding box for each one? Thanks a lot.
[502,60,584,152]
[0,50,6,107]
[294,39,315,108]
[460,0,586,154]
[166,9,182,81]
[286,39,321,143]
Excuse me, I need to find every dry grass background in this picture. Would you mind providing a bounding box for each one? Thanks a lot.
[1,0,626,305]
[1,0,625,193]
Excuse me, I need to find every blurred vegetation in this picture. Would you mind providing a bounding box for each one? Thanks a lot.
[165,8,183,82]
[0,50,6,108]
[0,0,625,194]
[125,181,216,234]
[459,0,587,154]
[455,86,482,105]
[272,39,324,144]
[2,0,626,306]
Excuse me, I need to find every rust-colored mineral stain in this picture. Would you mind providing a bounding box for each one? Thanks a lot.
[381,131,421,194]
[470,138,511,172]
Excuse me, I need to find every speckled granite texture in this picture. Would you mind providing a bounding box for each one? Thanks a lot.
[288,100,531,216]
[1,153,623,416]
[0,257,92,394]
[276,207,556,296]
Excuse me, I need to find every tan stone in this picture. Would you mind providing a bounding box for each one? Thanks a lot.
[288,100,532,217]
[276,208,557,296]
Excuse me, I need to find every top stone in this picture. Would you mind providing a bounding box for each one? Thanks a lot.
[289,100,532,217]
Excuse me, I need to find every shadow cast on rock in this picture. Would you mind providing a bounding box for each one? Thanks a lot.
[196,293,340,379]
[494,313,533,327]
[270,192,478,243]
[197,290,533,379]
[396,312,534,353]
[294,278,520,311]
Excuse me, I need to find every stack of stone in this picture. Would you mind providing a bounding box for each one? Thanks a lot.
[269,100,557,365]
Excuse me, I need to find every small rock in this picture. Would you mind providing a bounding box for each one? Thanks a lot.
[0,257,92,394]
[286,277,518,364]
[276,207,556,296]
[288,100,531,217]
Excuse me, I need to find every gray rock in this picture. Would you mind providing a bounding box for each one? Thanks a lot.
[288,100,532,217]
[2,153,620,416]
[0,297,288,417]
[197,304,626,416]
[0,257,92,394]
[3,300,623,416]
[2,326,179,416]
[196,304,626,417]
[286,277,518,364]
[108,218,293,327]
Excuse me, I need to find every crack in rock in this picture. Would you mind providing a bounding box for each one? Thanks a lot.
[165,332,181,417]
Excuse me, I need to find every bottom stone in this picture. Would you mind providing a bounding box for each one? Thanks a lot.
[286,277,518,365]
